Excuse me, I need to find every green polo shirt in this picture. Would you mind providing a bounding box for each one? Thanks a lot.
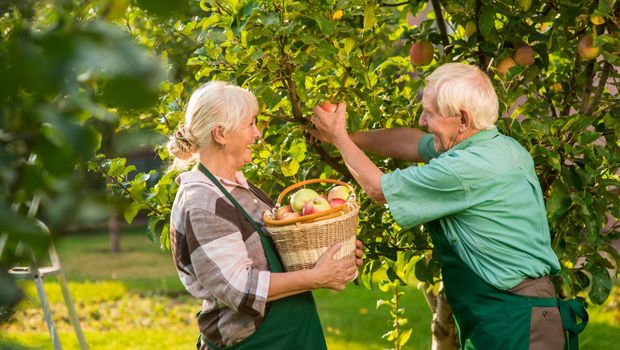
[381,128,561,290]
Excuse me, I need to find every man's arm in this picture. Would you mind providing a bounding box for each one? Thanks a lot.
[350,128,427,163]
[310,103,387,203]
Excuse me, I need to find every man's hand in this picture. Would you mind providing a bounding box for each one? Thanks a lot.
[310,102,349,147]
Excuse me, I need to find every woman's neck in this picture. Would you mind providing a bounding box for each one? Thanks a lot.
[198,150,238,182]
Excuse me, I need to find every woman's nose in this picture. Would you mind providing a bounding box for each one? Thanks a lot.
[419,114,427,128]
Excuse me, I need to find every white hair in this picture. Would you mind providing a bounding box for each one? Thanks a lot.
[167,81,258,169]
[424,63,499,130]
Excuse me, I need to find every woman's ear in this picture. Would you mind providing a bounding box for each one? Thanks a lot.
[211,126,226,147]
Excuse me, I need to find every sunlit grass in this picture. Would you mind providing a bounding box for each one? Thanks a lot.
[1,229,618,350]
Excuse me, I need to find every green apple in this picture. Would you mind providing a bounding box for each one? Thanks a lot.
[290,188,320,213]
[302,196,331,216]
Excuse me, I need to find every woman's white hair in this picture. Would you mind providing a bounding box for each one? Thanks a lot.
[167,81,258,169]
[424,63,499,130]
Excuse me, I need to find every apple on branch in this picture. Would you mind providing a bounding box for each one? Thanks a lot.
[319,102,338,113]
[409,41,434,66]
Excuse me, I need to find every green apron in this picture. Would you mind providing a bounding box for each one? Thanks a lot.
[197,164,327,350]
[427,221,587,350]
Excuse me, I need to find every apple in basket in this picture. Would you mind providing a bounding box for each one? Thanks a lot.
[281,211,301,220]
[275,205,294,220]
[327,185,351,208]
[302,196,331,216]
[290,188,320,213]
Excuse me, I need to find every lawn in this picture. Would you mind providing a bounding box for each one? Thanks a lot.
[1,229,618,349]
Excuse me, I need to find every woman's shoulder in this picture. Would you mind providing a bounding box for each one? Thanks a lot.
[175,170,222,204]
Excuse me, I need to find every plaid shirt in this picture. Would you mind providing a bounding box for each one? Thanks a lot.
[170,169,274,347]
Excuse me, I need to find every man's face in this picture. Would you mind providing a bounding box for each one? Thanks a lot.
[418,92,462,153]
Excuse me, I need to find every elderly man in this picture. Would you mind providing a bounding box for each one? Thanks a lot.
[310,63,574,349]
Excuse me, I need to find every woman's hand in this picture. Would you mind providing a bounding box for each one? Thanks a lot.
[355,239,364,267]
[311,242,359,291]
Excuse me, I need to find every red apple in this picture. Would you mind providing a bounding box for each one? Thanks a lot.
[319,102,338,113]
[275,205,293,220]
[302,196,331,216]
[578,34,600,60]
[329,198,346,208]
[409,41,434,66]
[327,185,351,202]
[514,45,535,66]
[281,211,301,220]
[290,188,320,213]
[497,57,517,75]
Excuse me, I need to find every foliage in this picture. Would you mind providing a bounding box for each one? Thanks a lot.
[0,0,166,316]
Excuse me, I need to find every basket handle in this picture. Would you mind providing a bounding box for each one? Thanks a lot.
[276,178,353,205]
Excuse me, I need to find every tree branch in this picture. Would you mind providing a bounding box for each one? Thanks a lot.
[586,61,611,115]
[380,1,410,6]
[579,60,595,114]
[430,0,450,52]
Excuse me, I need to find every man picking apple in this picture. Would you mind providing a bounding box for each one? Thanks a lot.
[309,63,587,350]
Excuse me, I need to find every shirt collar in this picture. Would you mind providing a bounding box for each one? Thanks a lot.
[176,169,250,190]
[449,127,499,152]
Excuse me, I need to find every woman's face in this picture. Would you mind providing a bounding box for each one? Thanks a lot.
[224,114,261,167]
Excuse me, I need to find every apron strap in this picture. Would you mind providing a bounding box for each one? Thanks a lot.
[197,163,284,272]
[558,298,589,350]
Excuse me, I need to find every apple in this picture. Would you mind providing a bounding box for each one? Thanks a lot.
[514,45,535,66]
[409,41,434,66]
[319,102,338,113]
[329,198,346,208]
[290,188,320,213]
[497,56,517,76]
[281,211,301,220]
[328,185,350,202]
[464,21,476,38]
[302,196,331,216]
[275,205,293,220]
[578,34,600,60]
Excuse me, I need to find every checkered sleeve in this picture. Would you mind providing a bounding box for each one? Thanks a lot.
[184,198,270,317]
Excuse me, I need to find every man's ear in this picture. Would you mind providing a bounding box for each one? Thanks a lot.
[459,110,473,132]
[211,126,226,146]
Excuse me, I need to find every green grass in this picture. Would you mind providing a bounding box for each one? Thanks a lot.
[0,229,618,350]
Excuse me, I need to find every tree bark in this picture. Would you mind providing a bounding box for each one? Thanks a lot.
[108,213,121,253]
[431,285,460,350]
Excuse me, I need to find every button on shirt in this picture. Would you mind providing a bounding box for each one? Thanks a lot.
[381,128,561,290]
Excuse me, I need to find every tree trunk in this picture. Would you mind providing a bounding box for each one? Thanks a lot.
[109,213,121,253]
[424,284,460,350]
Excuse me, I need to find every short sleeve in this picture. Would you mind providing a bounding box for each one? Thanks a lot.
[418,134,441,162]
[380,160,469,229]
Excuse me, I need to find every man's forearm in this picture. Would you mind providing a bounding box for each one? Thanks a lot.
[350,128,427,162]
[334,135,386,203]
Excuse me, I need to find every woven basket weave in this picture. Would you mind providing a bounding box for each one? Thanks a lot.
[263,179,359,271]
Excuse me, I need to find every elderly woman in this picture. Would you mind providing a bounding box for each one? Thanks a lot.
[167,82,361,350]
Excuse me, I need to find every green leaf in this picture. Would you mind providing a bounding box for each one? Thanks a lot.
[280,159,299,177]
[124,201,144,224]
[363,6,376,32]
[586,264,612,305]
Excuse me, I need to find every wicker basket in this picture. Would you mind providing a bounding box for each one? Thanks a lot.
[263,179,359,271]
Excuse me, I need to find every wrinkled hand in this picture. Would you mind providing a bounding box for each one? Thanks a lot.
[309,103,348,146]
[354,239,364,267]
[312,243,358,291]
